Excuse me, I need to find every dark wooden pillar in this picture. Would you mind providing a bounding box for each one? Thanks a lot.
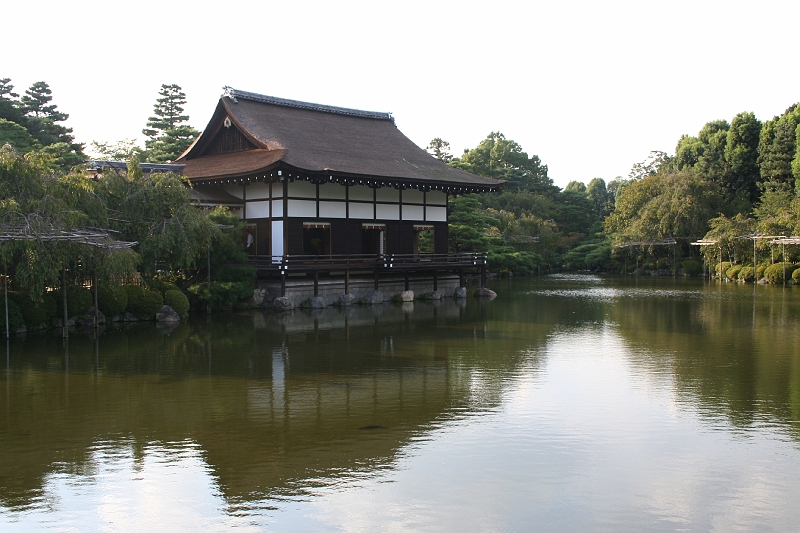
[404,272,409,291]
[280,273,286,297]
[314,271,319,296]
[480,265,486,288]
[345,269,350,294]
[459,269,464,287]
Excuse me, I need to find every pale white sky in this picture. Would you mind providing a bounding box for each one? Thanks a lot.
[1,0,797,188]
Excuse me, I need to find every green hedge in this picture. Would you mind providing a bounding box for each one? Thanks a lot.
[738,266,755,282]
[53,286,93,319]
[756,265,766,280]
[725,265,743,280]
[98,285,128,317]
[146,277,182,296]
[9,290,57,328]
[763,262,797,284]
[128,288,163,319]
[682,260,701,276]
[164,290,190,316]
[0,299,25,332]
[715,261,732,277]
[187,281,253,311]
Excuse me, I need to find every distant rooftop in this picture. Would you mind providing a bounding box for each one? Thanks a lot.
[85,161,185,173]
[222,87,394,122]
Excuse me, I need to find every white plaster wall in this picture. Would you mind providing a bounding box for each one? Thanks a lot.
[376,204,400,220]
[376,187,399,202]
[272,200,283,218]
[319,183,346,199]
[319,201,346,218]
[427,190,447,205]
[288,180,317,198]
[271,221,284,257]
[402,205,424,220]
[288,200,316,217]
[271,183,283,198]
[403,188,424,203]
[426,206,447,222]
[248,200,270,218]
[247,182,271,200]
[348,185,373,201]
[349,202,374,219]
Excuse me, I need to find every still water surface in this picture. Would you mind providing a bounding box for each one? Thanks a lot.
[1,275,800,532]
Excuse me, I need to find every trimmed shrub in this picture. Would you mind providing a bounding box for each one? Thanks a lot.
[756,265,766,280]
[164,290,190,316]
[715,261,732,277]
[187,281,253,311]
[146,277,182,296]
[763,262,798,284]
[793,268,800,284]
[682,260,701,276]
[9,290,57,328]
[0,299,25,332]
[738,266,755,282]
[98,285,128,317]
[53,286,93,319]
[213,265,256,283]
[725,264,743,280]
[122,285,145,311]
[128,288,163,319]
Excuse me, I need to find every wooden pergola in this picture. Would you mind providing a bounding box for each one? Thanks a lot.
[0,224,137,338]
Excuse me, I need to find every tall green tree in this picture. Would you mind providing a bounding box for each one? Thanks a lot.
[142,84,200,163]
[452,132,553,192]
[426,137,453,163]
[758,104,799,193]
[724,111,761,204]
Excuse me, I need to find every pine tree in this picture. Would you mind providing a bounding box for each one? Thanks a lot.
[142,84,191,138]
[142,84,199,163]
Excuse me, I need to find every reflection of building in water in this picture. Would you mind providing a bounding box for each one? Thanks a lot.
[0,302,516,508]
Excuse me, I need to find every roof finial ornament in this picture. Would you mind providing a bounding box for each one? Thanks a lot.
[222,86,238,103]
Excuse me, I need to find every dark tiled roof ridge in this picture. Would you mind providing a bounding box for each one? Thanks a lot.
[223,87,394,122]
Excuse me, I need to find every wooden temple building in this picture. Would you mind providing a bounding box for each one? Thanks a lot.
[170,88,505,301]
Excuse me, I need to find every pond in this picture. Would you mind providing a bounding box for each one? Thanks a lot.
[1,274,799,532]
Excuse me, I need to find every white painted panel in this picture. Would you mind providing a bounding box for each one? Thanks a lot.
[246,182,271,200]
[427,190,447,206]
[288,180,316,198]
[271,221,284,258]
[319,183,346,199]
[288,200,317,217]
[376,203,399,220]
[426,206,447,222]
[403,188,424,204]
[272,200,283,218]
[376,187,399,202]
[348,184,373,201]
[271,182,283,198]
[248,200,270,218]
[319,201,346,218]
[224,185,244,199]
[349,202,374,219]
[402,205,425,221]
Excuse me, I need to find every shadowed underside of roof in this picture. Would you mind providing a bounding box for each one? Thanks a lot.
[178,89,504,191]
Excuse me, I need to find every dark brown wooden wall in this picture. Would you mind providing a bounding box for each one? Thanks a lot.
[434,222,448,254]
[286,219,304,255]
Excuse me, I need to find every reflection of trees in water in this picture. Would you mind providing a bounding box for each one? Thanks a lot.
[0,298,552,509]
[605,283,800,439]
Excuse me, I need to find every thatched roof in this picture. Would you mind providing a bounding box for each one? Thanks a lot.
[176,88,504,193]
